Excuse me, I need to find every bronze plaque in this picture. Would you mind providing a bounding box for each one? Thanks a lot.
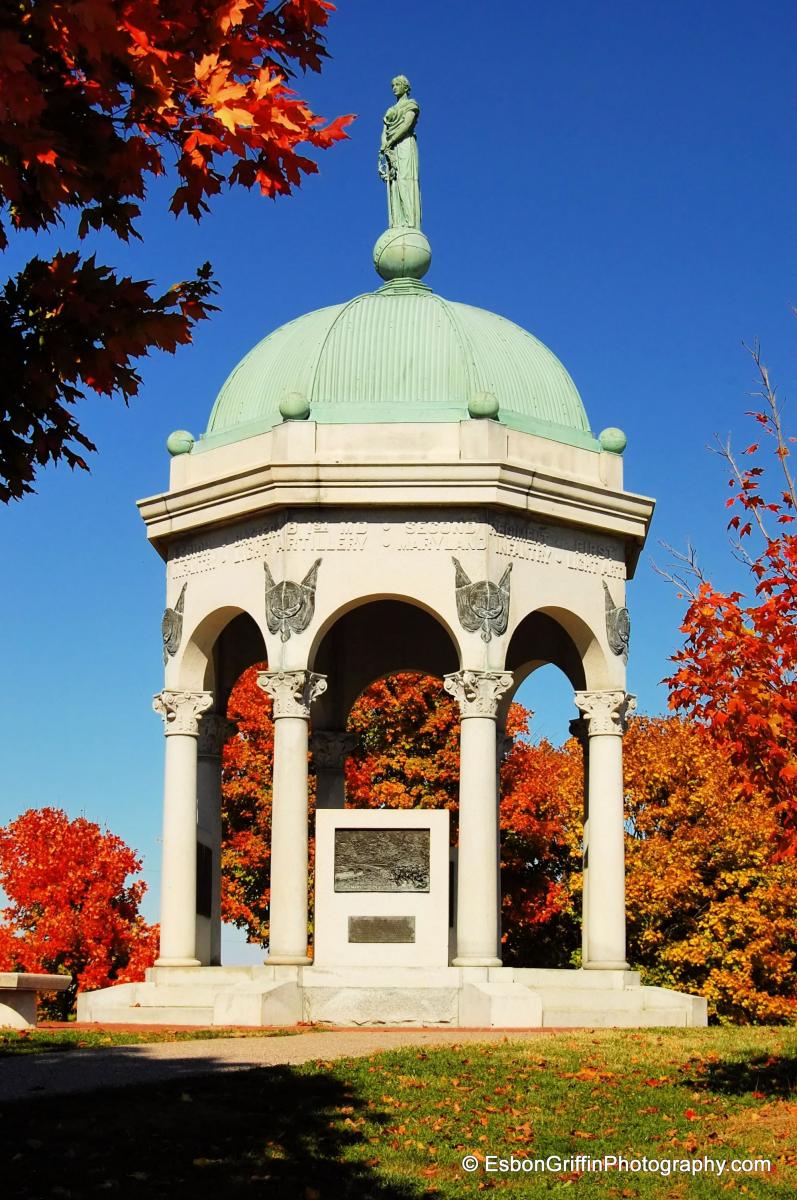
[348,916,416,944]
[334,828,430,893]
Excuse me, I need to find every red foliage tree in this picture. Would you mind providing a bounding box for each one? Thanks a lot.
[664,345,797,854]
[220,661,276,943]
[0,0,351,501]
[0,807,158,1017]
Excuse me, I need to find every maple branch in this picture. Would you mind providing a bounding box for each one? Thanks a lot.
[712,432,773,543]
[650,539,705,600]
[747,336,797,513]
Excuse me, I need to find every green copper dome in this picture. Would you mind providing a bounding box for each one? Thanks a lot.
[199,280,598,453]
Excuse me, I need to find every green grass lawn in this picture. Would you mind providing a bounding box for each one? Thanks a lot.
[0,1027,794,1198]
[0,1026,302,1055]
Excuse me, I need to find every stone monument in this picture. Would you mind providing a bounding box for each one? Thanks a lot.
[79,79,706,1028]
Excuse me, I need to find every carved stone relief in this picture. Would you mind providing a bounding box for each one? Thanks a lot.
[153,689,213,737]
[452,557,512,642]
[311,731,358,771]
[604,581,631,660]
[444,670,514,718]
[197,714,237,757]
[574,690,636,737]
[264,558,321,642]
[161,582,186,666]
[334,828,430,893]
[256,670,328,719]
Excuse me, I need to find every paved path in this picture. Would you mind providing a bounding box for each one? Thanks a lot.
[0,1029,547,1102]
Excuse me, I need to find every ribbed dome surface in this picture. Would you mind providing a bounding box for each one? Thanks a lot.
[200,283,597,452]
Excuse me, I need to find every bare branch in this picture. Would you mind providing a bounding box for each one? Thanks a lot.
[650,539,705,600]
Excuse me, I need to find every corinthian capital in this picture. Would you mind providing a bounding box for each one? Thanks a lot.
[256,670,328,719]
[153,689,213,737]
[574,690,636,737]
[310,730,358,770]
[197,713,237,757]
[443,670,513,719]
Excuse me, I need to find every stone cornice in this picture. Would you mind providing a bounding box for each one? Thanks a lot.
[138,426,655,577]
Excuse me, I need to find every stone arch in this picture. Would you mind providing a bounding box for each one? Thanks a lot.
[499,606,609,728]
[309,596,460,729]
[176,605,268,701]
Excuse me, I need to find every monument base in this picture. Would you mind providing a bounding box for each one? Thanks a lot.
[77,965,707,1028]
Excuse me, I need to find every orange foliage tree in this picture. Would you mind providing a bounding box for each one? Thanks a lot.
[623,717,797,1023]
[0,807,158,1016]
[0,0,351,501]
[220,662,275,944]
[663,346,797,854]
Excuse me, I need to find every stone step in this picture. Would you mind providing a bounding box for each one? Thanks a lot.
[303,985,461,1026]
[528,987,651,1010]
[304,966,460,989]
[146,965,265,986]
[82,1004,215,1025]
[510,968,640,990]
[542,1007,689,1029]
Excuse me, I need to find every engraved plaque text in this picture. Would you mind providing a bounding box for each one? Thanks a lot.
[348,916,416,944]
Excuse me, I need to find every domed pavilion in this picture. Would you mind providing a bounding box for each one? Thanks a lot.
[80,79,705,1028]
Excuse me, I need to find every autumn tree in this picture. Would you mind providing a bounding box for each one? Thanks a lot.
[663,345,797,854]
[623,717,797,1024]
[0,807,158,1017]
[498,724,582,968]
[221,661,276,943]
[0,0,351,501]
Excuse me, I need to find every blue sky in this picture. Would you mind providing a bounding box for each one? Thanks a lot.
[1,1,795,946]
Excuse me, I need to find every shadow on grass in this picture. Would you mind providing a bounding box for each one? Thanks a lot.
[687,1053,797,1100]
[0,1054,426,1200]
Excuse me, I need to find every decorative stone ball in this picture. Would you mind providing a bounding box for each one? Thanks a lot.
[373,228,432,281]
[599,426,628,454]
[166,429,195,456]
[468,391,500,420]
[279,391,311,421]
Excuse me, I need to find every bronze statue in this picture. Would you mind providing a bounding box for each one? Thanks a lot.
[378,75,421,229]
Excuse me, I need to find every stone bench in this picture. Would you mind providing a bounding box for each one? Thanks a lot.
[0,972,71,1029]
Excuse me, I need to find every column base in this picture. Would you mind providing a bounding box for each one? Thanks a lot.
[452,956,502,967]
[155,957,201,968]
[267,955,311,966]
[583,960,630,971]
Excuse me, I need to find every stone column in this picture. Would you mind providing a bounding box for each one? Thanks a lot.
[568,716,590,967]
[574,690,636,970]
[153,688,213,967]
[311,731,358,809]
[196,714,236,966]
[257,669,328,964]
[444,670,513,967]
